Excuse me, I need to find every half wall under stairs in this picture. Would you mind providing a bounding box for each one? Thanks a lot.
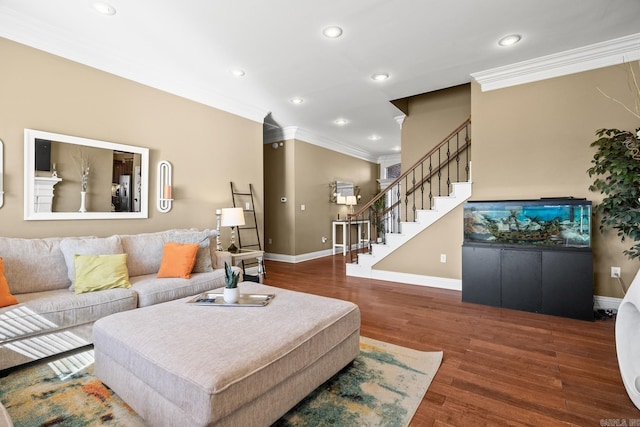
[345,181,472,290]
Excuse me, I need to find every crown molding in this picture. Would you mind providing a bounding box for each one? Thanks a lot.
[377,153,401,166]
[472,33,640,92]
[263,126,379,163]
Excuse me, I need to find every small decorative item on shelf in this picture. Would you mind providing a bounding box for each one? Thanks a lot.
[223,261,240,303]
[157,160,172,213]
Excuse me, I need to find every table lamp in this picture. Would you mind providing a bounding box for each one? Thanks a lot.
[346,195,357,214]
[221,207,245,253]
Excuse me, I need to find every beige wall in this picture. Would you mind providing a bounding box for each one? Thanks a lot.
[376,65,640,298]
[472,63,640,298]
[376,84,471,277]
[264,139,378,256]
[0,37,264,246]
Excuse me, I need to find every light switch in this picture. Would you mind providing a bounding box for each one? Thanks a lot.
[301,204,306,211]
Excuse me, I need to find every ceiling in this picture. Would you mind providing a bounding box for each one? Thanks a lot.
[1,1,639,161]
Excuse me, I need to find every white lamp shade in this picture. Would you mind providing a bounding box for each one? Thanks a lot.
[337,195,346,205]
[220,207,245,227]
[346,196,357,206]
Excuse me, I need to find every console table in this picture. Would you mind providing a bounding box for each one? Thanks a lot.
[332,220,370,256]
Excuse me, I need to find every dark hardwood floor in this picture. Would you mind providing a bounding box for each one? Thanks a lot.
[261,255,639,426]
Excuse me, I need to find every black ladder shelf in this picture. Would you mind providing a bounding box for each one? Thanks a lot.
[230,182,262,277]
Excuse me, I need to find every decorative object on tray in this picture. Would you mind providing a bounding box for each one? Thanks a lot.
[223,261,240,303]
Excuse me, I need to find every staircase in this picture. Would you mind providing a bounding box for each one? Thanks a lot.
[345,118,472,287]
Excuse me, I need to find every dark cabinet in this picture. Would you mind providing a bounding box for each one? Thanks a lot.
[462,244,593,320]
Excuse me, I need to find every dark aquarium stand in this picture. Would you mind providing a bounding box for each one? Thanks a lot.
[461,198,593,321]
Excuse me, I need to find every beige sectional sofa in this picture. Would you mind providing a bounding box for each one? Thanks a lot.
[0,229,239,372]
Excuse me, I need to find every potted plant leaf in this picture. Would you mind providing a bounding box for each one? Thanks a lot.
[223,261,240,303]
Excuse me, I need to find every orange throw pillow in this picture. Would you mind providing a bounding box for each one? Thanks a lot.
[157,242,199,279]
[0,257,19,308]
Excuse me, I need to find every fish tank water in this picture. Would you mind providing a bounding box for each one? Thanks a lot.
[463,198,591,248]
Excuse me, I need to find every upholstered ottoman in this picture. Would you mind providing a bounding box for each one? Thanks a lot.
[93,282,360,427]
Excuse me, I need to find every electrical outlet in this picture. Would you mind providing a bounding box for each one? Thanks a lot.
[440,254,447,263]
[321,236,327,243]
[611,266,621,278]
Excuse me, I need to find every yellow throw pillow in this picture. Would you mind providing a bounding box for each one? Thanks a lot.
[74,254,131,295]
[0,257,19,307]
[157,242,199,279]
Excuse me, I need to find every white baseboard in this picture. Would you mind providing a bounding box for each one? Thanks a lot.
[593,295,623,312]
[369,269,462,291]
[264,249,333,264]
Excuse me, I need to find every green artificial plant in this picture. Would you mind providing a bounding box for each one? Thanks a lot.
[588,128,640,259]
[224,261,240,289]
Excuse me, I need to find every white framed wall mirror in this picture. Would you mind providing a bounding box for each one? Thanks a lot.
[24,129,149,220]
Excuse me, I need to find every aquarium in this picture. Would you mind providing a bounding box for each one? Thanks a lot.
[463,198,591,248]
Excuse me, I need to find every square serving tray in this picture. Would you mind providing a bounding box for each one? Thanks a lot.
[187,292,275,307]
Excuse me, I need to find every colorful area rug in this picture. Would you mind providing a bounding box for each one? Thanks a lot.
[0,337,442,427]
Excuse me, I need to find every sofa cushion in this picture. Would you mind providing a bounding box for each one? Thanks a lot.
[119,231,167,277]
[157,242,199,279]
[0,258,18,308]
[60,236,123,286]
[131,269,232,307]
[74,254,131,294]
[0,236,70,294]
[3,287,137,344]
[165,229,215,273]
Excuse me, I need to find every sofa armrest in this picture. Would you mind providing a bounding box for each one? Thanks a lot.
[212,250,232,270]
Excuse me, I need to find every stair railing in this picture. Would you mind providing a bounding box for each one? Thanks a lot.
[346,117,471,263]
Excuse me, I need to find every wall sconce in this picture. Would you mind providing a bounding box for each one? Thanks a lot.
[221,207,245,253]
[0,139,4,209]
[157,160,172,213]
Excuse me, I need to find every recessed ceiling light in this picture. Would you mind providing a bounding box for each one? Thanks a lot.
[92,1,116,15]
[334,118,349,126]
[290,97,304,105]
[368,134,381,141]
[498,34,522,47]
[322,26,343,39]
[371,73,389,82]
[231,68,246,77]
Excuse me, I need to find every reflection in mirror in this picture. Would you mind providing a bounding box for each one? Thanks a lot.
[24,129,149,220]
[329,181,360,204]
